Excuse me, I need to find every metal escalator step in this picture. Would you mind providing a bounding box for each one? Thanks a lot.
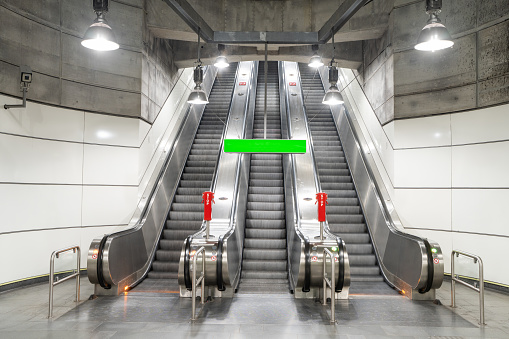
[171,203,203,212]
[173,195,203,204]
[251,160,282,167]
[152,261,179,272]
[184,167,214,174]
[348,254,377,266]
[350,266,381,276]
[240,278,288,285]
[247,202,284,211]
[249,179,284,187]
[248,186,283,194]
[334,233,370,244]
[243,248,286,260]
[244,238,286,249]
[325,190,359,198]
[321,183,355,190]
[155,250,181,262]
[350,276,385,282]
[177,187,209,195]
[181,173,213,181]
[168,211,203,220]
[242,259,286,271]
[343,244,373,254]
[246,210,284,219]
[245,228,286,239]
[250,172,284,180]
[241,271,287,280]
[159,239,187,251]
[245,219,285,229]
[327,223,366,233]
[147,271,177,279]
[325,206,362,214]
[319,175,352,184]
[179,180,212,188]
[248,194,284,203]
[163,229,201,240]
[327,214,364,224]
[250,166,283,173]
[166,220,202,229]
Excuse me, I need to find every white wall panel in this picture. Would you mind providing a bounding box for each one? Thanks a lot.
[383,121,395,148]
[452,141,509,188]
[0,184,82,233]
[83,144,138,186]
[0,133,83,184]
[84,113,141,147]
[452,232,509,286]
[451,104,509,145]
[394,147,451,188]
[394,188,451,231]
[82,186,138,226]
[0,228,82,285]
[452,189,509,237]
[393,114,451,149]
[0,94,84,142]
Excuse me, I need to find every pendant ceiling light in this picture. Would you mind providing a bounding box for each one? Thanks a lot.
[82,0,119,51]
[308,44,324,68]
[214,44,229,69]
[415,0,454,52]
[322,32,343,106]
[188,30,209,105]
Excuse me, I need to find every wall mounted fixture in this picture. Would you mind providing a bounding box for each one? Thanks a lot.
[308,45,324,68]
[214,44,229,68]
[415,0,454,52]
[322,33,344,105]
[188,30,209,104]
[4,66,32,110]
[82,0,119,51]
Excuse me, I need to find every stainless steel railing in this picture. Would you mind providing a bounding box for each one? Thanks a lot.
[48,245,81,318]
[451,250,485,325]
[191,246,206,320]
[322,248,336,324]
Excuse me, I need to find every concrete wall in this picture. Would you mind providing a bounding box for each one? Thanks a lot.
[0,69,195,286]
[361,0,509,125]
[0,0,181,122]
[339,67,509,288]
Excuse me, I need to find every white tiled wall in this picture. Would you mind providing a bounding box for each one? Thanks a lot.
[339,68,509,287]
[0,67,195,285]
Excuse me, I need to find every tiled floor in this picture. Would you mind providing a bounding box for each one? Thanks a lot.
[0,278,508,338]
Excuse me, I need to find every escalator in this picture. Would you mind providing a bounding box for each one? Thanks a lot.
[299,64,382,284]
[239,61,289,293]
[136,64,238,291]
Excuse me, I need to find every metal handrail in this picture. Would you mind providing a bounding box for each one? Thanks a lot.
[191,246,206,321]
[451,250,485,325]
[322,248,336,324]
[48,245,81,318]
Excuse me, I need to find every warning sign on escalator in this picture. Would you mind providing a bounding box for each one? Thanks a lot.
[311,256,318,262]
[433,258,439,264]
[289,82,296,86]
[239,82,246,86]
[211,255,217,261]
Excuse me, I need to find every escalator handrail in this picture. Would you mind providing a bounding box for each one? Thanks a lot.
[184,235,193,290]
[216,61,258,291]
[94,67,213,288]
[335,238,345,292]
[324,68,439,291]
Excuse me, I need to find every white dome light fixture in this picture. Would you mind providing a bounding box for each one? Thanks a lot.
[308,45,324,68]
[82,0,119,51]
[214,44,230,68]
[322,31,343,106]
[415,0,454,52]
[188,30,209,105]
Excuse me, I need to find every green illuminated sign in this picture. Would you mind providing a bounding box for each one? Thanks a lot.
[431,248,437,253]
[331,246,338,252]
[224,139,306,153]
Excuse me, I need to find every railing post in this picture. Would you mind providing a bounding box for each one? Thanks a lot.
[191,246,206,321]
[451,250,485,326]
[48,246,80,319]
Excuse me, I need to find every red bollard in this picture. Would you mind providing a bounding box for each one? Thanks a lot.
[202,191,215,221]
[316,192,328,239]
[202,191,214,239]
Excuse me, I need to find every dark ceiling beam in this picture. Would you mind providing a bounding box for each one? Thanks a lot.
[161,0,214,42]
[318,0,370,43]
[213,31,319,44]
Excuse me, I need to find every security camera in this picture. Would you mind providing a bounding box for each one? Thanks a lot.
[20,65,32,84]
[21,72,32,83]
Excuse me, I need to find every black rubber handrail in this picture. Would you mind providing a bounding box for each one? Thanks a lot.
[216,235,226,291]
[302,238,311,292]
[184,235,193,291]
[335,238,345,292]
[419,239,435,294]
[97,234,111,289]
